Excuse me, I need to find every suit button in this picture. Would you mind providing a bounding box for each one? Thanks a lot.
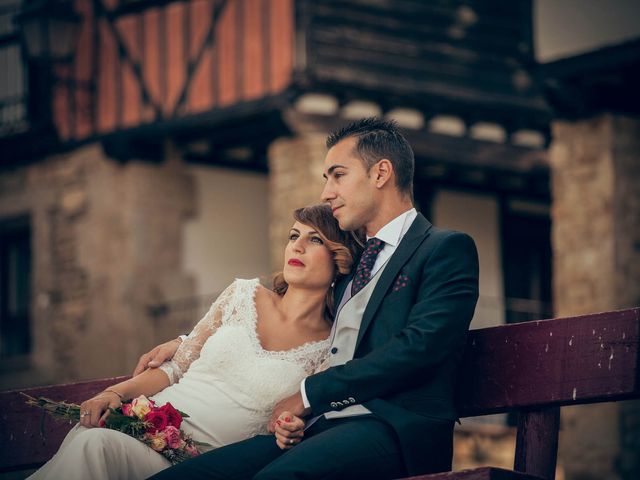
[331,347,338,354]
[330,402,337,408]
[348,397,355,403]
[337,401,343,407]
[342,399,349,405]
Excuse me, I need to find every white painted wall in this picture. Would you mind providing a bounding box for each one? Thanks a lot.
[431,189,505,329]
[535,0,640,62]
[183,166,271,297]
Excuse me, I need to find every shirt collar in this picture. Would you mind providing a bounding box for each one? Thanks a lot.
[367,208,417,247]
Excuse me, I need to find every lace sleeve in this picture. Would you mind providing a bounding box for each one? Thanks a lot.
[159,281,238,384]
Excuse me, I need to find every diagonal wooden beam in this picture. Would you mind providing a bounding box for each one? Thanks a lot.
[171,0,229,118]
[92,0,163,119]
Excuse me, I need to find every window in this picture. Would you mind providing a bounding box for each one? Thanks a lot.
[0,0,29,135]
[0,216,32,358]
[502,206,553,324]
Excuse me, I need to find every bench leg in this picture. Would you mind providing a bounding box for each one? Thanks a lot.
[514,407,560,480]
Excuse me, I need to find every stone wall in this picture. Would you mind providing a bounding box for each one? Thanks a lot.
[267,131,328,271]
[549,114,640,480]
[0,143,196,389]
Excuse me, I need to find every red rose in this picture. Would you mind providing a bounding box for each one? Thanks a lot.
[158,403,183,429]
[145,409,169,433]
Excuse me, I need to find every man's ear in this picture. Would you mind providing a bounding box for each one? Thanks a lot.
[373,159,393,188]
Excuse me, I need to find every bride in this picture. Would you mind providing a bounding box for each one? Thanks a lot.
[29,204,361,480]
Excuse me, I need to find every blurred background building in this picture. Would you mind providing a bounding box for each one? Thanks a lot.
[0,0,638,478]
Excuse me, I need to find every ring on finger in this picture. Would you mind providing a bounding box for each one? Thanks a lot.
[289,439,294,445]
[81,411,89,417]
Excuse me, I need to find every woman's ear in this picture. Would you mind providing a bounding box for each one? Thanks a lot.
[373,159,393,188]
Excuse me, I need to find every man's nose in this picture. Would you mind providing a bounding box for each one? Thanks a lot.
[320,182,335,203]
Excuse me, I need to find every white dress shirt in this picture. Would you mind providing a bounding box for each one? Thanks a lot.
[300,207,418,409]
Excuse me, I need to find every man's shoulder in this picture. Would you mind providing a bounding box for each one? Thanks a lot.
[409,223,477,265]
[420,222,474,245]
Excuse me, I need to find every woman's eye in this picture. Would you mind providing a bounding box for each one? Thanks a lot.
[311,236,324,244]
[288,233,299,241]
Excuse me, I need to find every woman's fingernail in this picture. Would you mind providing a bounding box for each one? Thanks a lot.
[99,420,105,427]
[285,417,291,422]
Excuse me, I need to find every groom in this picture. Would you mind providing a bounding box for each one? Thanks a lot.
[142,117,479,479]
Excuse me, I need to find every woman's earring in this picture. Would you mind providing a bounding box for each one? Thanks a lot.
[331,280,336,288]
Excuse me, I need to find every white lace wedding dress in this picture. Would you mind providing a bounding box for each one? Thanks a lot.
[29,279,330,480]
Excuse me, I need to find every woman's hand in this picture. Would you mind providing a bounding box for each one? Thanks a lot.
[79,391,121,428]
[274,411,305,449]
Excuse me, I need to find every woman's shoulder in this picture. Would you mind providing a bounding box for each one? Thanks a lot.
[220,277,260,293]
[221,277,277,304]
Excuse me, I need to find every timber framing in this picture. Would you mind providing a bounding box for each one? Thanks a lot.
[1,0,552,195]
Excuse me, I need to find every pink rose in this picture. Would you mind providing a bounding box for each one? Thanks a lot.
[158,403,183,429]
[121,403,134,417]
[163,426,183,449]
[145,410,169,433]
[185,443,200,457]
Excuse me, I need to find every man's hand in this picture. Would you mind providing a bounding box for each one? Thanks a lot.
[274,411,305,449]
[268,391,310,433]
[132,338,182,376]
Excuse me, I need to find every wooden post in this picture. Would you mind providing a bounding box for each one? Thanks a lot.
[514,407,560,479]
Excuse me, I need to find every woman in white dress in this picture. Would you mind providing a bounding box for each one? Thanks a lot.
[29,204,362,480]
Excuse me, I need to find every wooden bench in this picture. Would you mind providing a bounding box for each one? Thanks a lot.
[2,308,638,479]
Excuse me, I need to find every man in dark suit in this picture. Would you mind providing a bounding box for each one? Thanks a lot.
[146,117,479,479]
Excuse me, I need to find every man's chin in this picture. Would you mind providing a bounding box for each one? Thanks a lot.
[338,217,358,231]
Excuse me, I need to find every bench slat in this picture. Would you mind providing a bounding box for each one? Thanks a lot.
[0,376,129,472]
[457,308,640,417]
[407,466,544,479]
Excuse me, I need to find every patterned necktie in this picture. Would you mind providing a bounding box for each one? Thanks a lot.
[351,238,385,296]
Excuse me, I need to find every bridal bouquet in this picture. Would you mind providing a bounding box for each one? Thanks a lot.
[22,393,209,464]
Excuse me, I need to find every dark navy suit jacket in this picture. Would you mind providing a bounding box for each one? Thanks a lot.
[305,213,479,475]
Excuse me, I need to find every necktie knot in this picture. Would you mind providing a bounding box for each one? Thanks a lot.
[351,238,385,296]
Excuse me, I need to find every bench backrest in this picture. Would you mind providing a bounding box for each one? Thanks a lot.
[1,377,129,472]
[457,308,640,416]
[456,308,640,479]
[1,308,638,474]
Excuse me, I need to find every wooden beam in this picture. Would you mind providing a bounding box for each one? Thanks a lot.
[514,408,560,480]
[281,110,548,176]
[457,308,640,417]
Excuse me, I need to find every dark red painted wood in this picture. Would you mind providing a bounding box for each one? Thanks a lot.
[457,309,640,417]
[2,308,638,474]
[514,408,560,480]
[406,466,544,479]
[0,376,129,472]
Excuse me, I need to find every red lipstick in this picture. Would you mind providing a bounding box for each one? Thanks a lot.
[288,259,304,267]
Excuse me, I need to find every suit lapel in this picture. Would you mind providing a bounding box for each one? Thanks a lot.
[333,271,353,308]
[355,214,433,350]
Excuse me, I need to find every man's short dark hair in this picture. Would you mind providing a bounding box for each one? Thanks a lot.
[326,117,414,198]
